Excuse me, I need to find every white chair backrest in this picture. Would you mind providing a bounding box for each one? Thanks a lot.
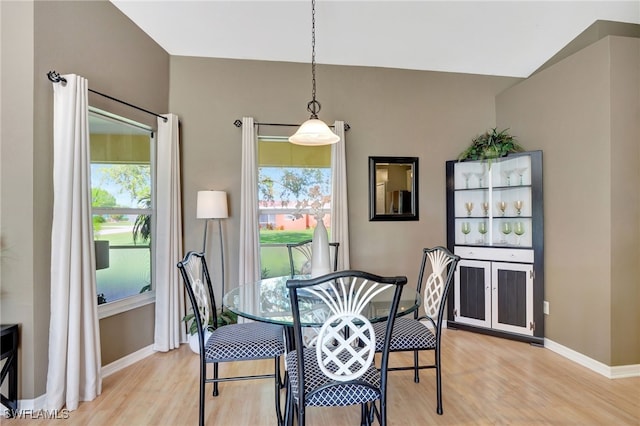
[423,248,456,319]
[303,276,391,381]
[182,255,210,330]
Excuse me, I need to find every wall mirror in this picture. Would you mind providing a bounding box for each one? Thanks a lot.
[369,156,419,221]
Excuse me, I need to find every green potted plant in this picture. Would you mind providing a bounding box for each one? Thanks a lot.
[458,128,524,163]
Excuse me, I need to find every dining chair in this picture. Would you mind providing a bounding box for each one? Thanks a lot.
[177,251,286,426]
[286,270,407,425]
[372,246,460,415]
[286,239,340,277]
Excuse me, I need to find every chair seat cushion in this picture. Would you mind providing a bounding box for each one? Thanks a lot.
[372,317,436,352]
[286,347,381,406]
[204,322,285,362]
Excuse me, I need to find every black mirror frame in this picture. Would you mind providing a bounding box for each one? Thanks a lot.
[369,156,419,221]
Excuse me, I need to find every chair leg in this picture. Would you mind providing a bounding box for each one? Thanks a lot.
[274,357,284,426]
[298,399,305,426]
[198,361,205,426]
[213,362,219,396]
[285,379,294,426]
[413,349,420,383]
[436,347,443,415]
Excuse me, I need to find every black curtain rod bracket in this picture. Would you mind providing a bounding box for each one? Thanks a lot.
[233,119,350,132]
[47,71,167,122]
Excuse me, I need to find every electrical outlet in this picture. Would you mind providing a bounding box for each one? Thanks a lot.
[543,301,550,315]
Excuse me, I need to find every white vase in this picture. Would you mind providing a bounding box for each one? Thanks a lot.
[311,217,331,277]
[188,329,212,354]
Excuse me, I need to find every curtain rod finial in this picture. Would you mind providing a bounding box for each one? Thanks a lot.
[47,71,67,84]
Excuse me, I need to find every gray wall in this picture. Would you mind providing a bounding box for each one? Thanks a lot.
[170,57,518,291]
[1,0,169,398]
[497,36,640,365]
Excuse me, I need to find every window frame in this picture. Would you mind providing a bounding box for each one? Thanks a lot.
[257,135,332,278]
[89,107,156,319]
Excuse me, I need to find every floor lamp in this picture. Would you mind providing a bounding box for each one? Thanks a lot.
[196,190,229,308]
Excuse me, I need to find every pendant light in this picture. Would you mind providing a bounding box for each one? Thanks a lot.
[289,0,340,146]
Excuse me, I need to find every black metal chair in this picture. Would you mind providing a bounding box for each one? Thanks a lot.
[177,251,285,426]
[372,246,460,415]
[286,239,340,277]
[286,270,407,425]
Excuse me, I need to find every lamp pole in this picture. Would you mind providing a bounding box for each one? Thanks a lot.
[197,190,229,310]
[216,218,225,311]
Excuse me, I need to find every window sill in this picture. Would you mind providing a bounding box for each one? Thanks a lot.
[98,291,155,319]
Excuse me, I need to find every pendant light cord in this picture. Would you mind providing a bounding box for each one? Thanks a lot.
[308,0,321,119]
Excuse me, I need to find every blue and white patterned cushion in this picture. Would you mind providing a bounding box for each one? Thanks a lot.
[286,347,381,406]
[372,317,437,352]
[204,322,285,362]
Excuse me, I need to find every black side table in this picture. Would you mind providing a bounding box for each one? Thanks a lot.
[1,324,19,417]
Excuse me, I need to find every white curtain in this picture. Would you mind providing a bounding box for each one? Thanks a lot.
[153,114,185,350]
[238,117,261,285]
[46,74,101,411]
[331,120,350,270]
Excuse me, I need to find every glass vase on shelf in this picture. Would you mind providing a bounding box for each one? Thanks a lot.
[514,200,523,215]
[461,222,471,244]
[464,202,474,217]
[497,201,507,216]
[461,172,472,189]
[500,222,512,244]
[514,222,525,245]
[515,167,528,185]
[478,222,487,244]
[481,202,489,216]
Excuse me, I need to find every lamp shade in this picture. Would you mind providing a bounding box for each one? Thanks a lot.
[197,190,229,219]
[289,119,340,146]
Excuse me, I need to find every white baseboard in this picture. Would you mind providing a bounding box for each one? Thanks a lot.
[544,338,640,379]
[101,344,156,378]
[8,393,48,412]
[9,344,157,413]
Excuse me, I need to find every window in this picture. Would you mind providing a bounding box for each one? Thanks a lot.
[257,135,332,278]
[89,108,155,317]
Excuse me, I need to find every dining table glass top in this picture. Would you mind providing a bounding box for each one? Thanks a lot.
[223,275,421,327]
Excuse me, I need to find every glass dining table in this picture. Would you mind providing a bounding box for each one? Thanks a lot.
[223,274,420,425]
[223,275,421,348]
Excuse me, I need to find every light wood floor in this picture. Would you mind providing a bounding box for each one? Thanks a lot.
[5,330,639,425]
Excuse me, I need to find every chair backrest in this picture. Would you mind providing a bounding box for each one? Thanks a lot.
[415,246,460,329]
[287,270,407,393]
[177,251,219,352]
[286,239,340,277]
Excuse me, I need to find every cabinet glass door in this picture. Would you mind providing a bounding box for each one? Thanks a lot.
[453,154,533,248]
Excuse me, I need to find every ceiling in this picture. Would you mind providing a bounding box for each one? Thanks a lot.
[111,1,639,78]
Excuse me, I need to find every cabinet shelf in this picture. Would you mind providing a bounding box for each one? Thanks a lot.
[446,151,544,344]
[455,215,532,219]
[454,184,532,192]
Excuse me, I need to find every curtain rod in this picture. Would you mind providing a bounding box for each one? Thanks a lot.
[233,119,350,131]
[47,71,168,122]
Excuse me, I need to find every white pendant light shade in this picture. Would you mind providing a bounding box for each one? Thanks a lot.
[197,190,229,219]
[289,0,339,147]
[289,119,340,146]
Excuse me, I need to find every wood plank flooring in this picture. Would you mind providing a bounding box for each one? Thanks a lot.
[4,330,639,425]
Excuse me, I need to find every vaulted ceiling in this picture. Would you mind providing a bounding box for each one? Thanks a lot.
[111,1,639,78]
